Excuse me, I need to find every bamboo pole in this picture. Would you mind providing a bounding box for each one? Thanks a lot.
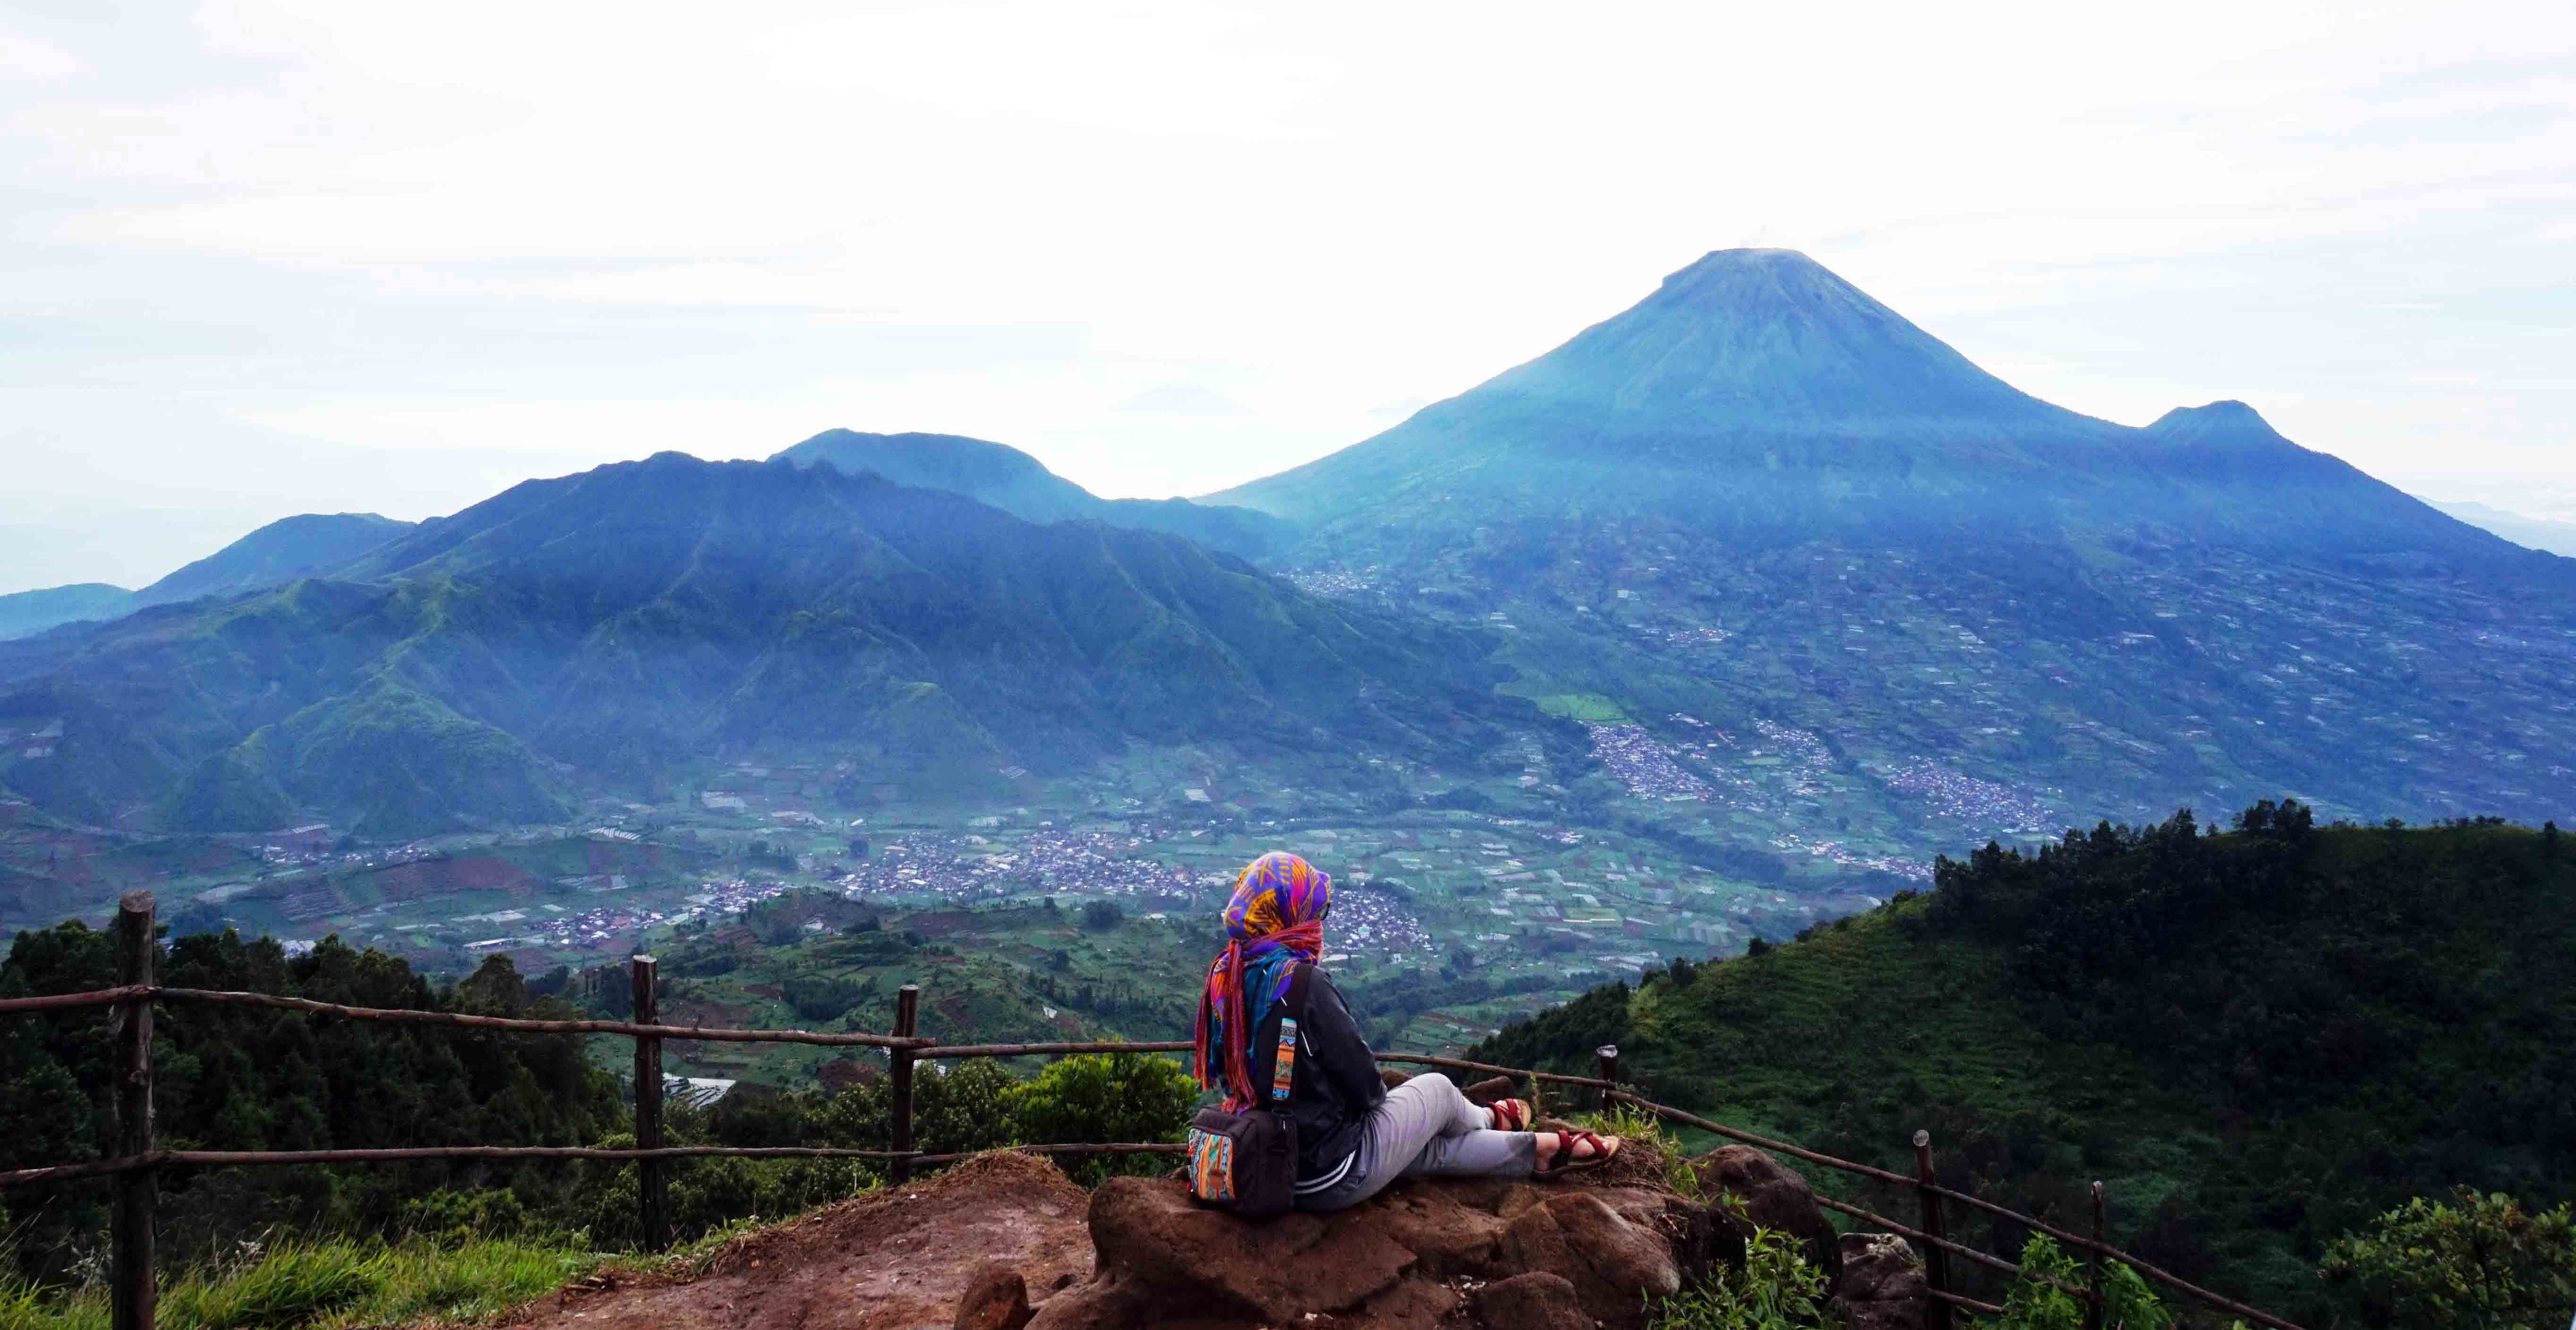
[112,892,156,1330]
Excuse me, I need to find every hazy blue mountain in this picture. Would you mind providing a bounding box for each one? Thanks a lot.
[133,511,414,607]
[0,456,1517,837]
[0,512,416,642]
[776,429,1294,560]
[0,584,134,642]
[1214,249,2544,576]
[1212,249,2576,826]
[2426,498,2576,557]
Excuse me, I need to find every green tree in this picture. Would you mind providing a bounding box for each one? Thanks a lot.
[2321,1190,2576,1329]
[1006,1051,1197,1184]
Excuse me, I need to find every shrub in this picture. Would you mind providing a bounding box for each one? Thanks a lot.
[1007,1051,1198,1184]
[1990,1234,2169,1330]
[1646,1218,1830,1329]
[2320,1189,2576,1329]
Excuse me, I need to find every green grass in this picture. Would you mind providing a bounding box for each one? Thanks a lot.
[0,1237,603,1330]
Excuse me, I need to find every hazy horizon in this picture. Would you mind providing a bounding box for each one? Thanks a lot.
[5,1,2573,592]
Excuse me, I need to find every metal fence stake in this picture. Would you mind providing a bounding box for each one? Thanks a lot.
[889,984,920,1185]
[1593,1044,1620,1113]
[631,955,668,1252]
[1915,1129,1952,1330]
[112,891,157,1330]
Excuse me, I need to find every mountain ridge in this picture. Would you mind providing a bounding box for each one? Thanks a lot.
[0,511,416,642]
[775,429,1294,560]
[0,455,1522,836]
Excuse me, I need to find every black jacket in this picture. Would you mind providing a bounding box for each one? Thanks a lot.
[1246,962,1383,1184]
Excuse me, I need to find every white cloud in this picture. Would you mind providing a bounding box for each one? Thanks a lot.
[0,20,86,82]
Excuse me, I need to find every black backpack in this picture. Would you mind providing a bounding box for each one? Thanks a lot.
[1184,966,1309,1218]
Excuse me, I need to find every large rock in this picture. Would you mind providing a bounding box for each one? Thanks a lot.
[1024,1172,1722,1330]
[1692,1145,1840,1278]
[953,1261,1035,1330]
[1830,1231,1931,1330]
[1478,1271,1591,1330]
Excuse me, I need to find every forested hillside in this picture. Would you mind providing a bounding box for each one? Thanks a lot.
[0,927,619,1284]
[1474,806,2576,1321]
[0,455,1525,837]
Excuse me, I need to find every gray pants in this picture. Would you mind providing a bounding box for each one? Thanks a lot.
[1296,1072,1537,1211]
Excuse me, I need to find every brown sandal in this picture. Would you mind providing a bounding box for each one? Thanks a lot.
[1489,1098,1533,1132]
[1534,1129,1618,1178]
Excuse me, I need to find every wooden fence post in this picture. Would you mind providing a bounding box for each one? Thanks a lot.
[1593,1044,1620,1113]
[888,984,920,1185]
[112,891,157,1330]
[1914,1129,1952,1330]
[631,955,668,1253]
[2086,1180,2107,1330]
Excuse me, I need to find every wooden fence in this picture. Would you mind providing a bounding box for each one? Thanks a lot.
[0,891,2305,1330]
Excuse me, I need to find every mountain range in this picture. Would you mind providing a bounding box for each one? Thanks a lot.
[2,247,2570,841]
[2427,498,2576,557]
[1214,249,2576,826]
[0,512,415,640]
[0,456,1516,838]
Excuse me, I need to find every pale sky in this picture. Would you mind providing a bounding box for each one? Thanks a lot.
[3,0,2572,593]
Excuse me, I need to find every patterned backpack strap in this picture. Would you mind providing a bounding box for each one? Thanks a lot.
[1269,963,1313,1106]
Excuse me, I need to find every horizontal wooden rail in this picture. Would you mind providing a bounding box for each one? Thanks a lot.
[1377,1052,1616,1088]
[1607,1091,1915,1188]
[155,987,928,1048]
[1914,1177,2300,1330]
[1,1144,924,1187]
[915,1040,1193,1059]
[1617,1093,2303,1330]
[0,984,151,1015]
[907,1045,1616,1091]
[1928,1288,2005,1316]
[1816,1194,2082,1297]
[912,1143,1185,1167]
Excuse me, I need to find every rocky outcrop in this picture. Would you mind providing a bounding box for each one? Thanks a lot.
[953,1261,1036,1330]
[1691,1144,1841,1277]
[1023,1173,1737,1330]
[1475,1272,1590,1330]
[1830,1231,1932,1330]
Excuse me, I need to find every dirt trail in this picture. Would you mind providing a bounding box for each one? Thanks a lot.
[496,1153,1092,1330]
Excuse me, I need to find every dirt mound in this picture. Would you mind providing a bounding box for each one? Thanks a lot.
[498,1152,1090,1330]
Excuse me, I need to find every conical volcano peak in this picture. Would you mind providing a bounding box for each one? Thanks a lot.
[2145,400,2289,446]
[1653,247,1840,299]
[1474,249,2095,435]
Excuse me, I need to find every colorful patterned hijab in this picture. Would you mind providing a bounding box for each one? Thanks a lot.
[1193,851,1331,1108]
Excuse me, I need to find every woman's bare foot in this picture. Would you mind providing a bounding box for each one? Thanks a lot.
[1532,1130,1621,1177]
[1488,1098,1533,1131]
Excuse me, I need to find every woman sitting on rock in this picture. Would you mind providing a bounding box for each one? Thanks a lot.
[1193,850,1619,1211]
